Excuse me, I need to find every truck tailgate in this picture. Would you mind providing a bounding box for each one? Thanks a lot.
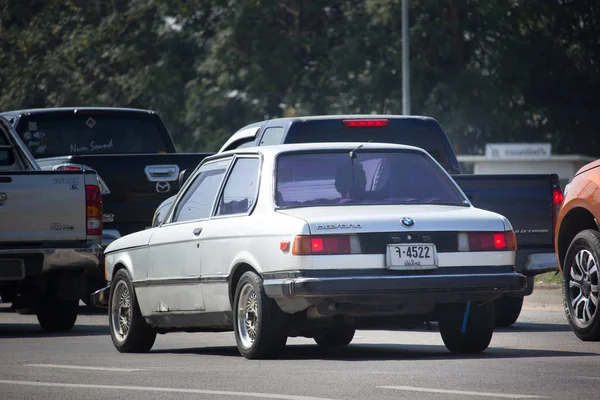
[37,153,211,235]
[452,174,559,247]
[0,171,87,243]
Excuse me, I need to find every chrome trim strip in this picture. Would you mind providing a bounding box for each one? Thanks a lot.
[133,275,229,287]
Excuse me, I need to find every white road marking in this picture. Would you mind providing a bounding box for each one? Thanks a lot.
[0,380,338,400]
[577,376,600,381]
[379,385,548,399]
[26,364,145,372]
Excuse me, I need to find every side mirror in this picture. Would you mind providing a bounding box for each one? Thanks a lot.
[178,169,193,188]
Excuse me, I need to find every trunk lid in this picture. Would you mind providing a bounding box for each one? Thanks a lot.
[277,204,506,234]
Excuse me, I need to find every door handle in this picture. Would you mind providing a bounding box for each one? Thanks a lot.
[193,227,203,236]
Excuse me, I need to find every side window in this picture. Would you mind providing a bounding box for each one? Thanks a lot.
[259,127,284,146]
[172,159,231,223]
[216,157,260,216]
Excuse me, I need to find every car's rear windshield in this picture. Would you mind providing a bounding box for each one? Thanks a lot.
[275,150,466,208]
[14,113,172,157]
[283,118,458,173]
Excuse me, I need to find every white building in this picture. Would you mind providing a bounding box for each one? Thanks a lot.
[457,143,596,188]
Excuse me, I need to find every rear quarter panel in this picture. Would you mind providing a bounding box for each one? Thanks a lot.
[104,228,155,314]
[555,166,600,269]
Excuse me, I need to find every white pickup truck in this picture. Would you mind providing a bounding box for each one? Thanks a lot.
[0,116,103,332]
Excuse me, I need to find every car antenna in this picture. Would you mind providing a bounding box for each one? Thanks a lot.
[349,141,371,160]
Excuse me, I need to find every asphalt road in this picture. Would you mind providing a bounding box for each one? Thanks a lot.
[0,299,599,400]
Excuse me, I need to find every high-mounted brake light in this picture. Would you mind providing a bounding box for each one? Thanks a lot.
[343,119,389,128]
[292,235,361,255]
[458,231,516,252]
[86,185,103,236]
[56,165,82,171]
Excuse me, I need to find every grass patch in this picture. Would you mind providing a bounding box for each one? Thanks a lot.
[535,271,562,285]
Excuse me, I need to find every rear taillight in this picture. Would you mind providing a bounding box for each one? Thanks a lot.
[292,235,361,255]
[342,119,389,128]
[552,185,564,241]
[86,185,103,236]
[458,231,516,252]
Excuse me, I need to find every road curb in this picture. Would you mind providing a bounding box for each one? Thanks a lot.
[524,285,563,311]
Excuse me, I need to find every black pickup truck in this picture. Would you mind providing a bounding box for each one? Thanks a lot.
[0,107,212,300]
[210,115,562,327]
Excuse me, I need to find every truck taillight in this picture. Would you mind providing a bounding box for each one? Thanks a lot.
[458,231,517,252]
[292,235,361,255]
[552,185,564,242]
[86,185,103,236]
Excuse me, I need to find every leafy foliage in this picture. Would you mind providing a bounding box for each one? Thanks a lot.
[1,0,598,155]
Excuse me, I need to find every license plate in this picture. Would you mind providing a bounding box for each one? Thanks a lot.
[386,243,437,270]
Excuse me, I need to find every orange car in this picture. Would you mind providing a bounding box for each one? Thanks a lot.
[555,160,600,341]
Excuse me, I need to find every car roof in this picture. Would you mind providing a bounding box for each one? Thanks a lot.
[219,114,437,152]
[215,142,427,161]
[0,107,157,116]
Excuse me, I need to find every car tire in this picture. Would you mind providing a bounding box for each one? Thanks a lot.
[36,297,78,332]
[494,294,524,327]
[233,271,288,359]
[314,326,356,347]
[109,269,156,353]
[438,301,495,354]
[562,229,600,341]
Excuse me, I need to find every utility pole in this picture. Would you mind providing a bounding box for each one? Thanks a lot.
[402,0,410,115]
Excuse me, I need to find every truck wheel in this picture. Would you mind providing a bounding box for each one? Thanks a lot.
[233,271,288,359]
[563,230,600,341]
[438,301,495,354]
[314,326,356,347]
[36,297,78,332]
[109,269,156,353]
[494,295,524,327]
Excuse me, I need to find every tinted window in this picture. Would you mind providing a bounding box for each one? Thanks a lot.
[283,119,458,172]
[173,159,230,222]
[0,129,14,166]
[276,151,465,207]
[216,157,260,216]
[15,113,172,157]
[259,127,284,146]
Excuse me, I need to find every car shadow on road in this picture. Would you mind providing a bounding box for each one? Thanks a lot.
[0,305,109,338]
[150,342,596,361]
[0,323,109,338]
[495,321,571,333]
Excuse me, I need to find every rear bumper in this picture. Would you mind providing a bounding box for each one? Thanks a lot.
[0,244,102,280]
[263,267,527,304]
[522,252,559,275]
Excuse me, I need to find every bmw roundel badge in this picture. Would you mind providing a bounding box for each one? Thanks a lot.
[401,217,415,228]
